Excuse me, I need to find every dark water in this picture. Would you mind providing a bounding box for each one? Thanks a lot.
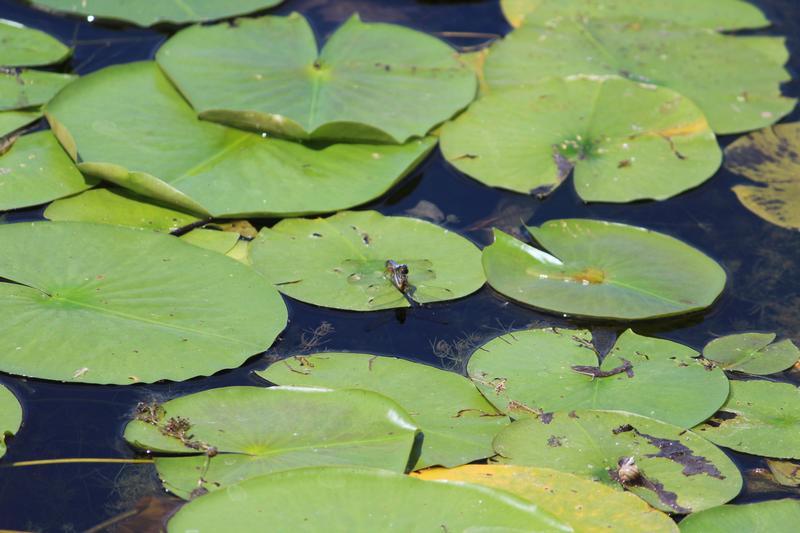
[0,0,799,530]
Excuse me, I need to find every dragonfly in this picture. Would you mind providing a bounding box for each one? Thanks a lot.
[340,258,455,309]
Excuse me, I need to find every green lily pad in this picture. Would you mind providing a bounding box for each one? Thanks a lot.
[500,0,769,30]
[225,239,250,265]
[724,122,800,230]
[0,20,71,67]
[1,69,76,111]
[249,210,485,311]
[493,410,742,513]
[0,383,22,458]
[0,222,286,384]
[679,499,800,533]
[123,386,419,499]
[468,328,728,428]
[44,187,204,232]
[693,380,800,459]
[179,228,240,254]
[157,13,477,143]
[441,76,721,202]
[0,109,41,138]
[258,352,509,469]
[0,131,94,212]
[703,333,800,375]
[481,220,726,320]
[29,0,285,27]
[415,465,678,533]
[45,61,435,217]
[167,466,570,531]
[484,18,794,134]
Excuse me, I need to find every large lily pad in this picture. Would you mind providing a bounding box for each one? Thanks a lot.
[0,383,22,459]
[481,220,726,320]
[484,18,794,134]
[45,61,435,217]
[679,499,800,533]
[703,333,800,375]
[415,464,678,533]
[0,109,41,138]
[249,210,485,311]
[157,14,476,143]
[468,328,728,428]
[167,466,570,532]
[124,386,419,499]
[441,76,721,202]
[500,0,769,30]
[44,188,203,232]
[494,410,742,513]
[0,19,71,67]
[29,0,285,27]
[258,352,509,469]
[0,131,94,212]
[693,380,800,459]
[724,122,800,230]
[0,222,287,384]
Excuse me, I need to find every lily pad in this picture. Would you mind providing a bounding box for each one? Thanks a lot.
[766,460,800,487]
[29,0,285,27]
[484,18,794,134]
[481,219,726,320]
[703,333,800,375]
[0,131,94,212]
[441,76,721,202]
[468,328,728,428]
[0,383,22,459]
[45,61,435,217]
[500,0,769,30]
[249,210,485,311]
[44,187,203,232]
[724,122,800,230]
[693,380,800,459]
[167,466,570,531]
[0,20,71,67]
[679,499,800,533]
[0,222,287,384]
[0,109,41,138]
[124,386,419,499]
[493,410,742,513]
[259,352,509,469]
[157,14,477,143]
[179,229,240,255]
[1,69,76,111]
[416,465,677,532]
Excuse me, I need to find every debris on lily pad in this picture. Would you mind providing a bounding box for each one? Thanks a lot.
[441,76,721,202]
[0,19,71,67]
[724,122,800,231]
[493,410,742,513]
[259,352,509,469]
[468,328,729,428]
[0,222,287,384]
[703,332,800,375]
[123,386,419,499]
[0,383,22,459]
[249,210,485,311]
[414,464,678,533]
[679,499,800,533]
[157,13,477,143]
[166,466,570,531]
[481,219,726,320]
[45,61,435,217]
[694,380,800,459]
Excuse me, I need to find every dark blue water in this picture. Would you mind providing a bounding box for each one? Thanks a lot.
[0,0,798,530]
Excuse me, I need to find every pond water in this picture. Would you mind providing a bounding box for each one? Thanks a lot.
[0,0,798,530]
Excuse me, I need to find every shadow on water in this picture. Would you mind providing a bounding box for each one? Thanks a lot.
[0,0,799,530]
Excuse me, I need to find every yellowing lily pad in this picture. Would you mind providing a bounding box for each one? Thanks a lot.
[724,122,800,230]
[703,333,800,375]
[258,352,509,469]
[45,61,436,217]
[179,229,240,255]
[494,410,742,513]
[481,219,726,320]
[123,386,419,499]
[157,14,477,143]
[249,210,485,311]
[0,19,71,67]
[679,499,800,533]
[0,383,22,458]
[441,76,721,202]
[767,460,800,488]
[468,328,729,428]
